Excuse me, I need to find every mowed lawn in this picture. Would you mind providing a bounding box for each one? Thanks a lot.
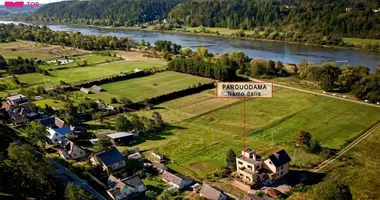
[88,71,213,102]
[17,60,167,87]
[127,87,380,179]
[343,37,380,46]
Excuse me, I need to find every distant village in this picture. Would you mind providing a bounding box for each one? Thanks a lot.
[1,93,293,200]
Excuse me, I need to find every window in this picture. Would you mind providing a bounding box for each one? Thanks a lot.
[269,161,273,165]
[238,161,243,165]
[281,172,283,175]
[281,166,283,170]
[248,165,252,169]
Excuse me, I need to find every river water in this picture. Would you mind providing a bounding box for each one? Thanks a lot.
[1,21,380,71]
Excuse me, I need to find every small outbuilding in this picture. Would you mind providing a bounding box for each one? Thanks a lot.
[107,132,138,146]
[80,87,91,94]
[199,183,227,200]
[91,85,104,92]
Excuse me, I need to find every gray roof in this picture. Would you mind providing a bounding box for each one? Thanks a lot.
[162,171,191,186]
[80,87,90,94]
[122,175,144,188]
[200,184,225,200]
[267,150,291,167]
[6,94,25,101]
[107,132,134,139]
[91,85,103,91]
[152,161,167,170]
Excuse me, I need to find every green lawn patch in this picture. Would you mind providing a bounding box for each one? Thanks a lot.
[80,71,212,103]
[17,60,167,87]
[33,99,66,110]
[0,77,17,89]
[343,37,380,46]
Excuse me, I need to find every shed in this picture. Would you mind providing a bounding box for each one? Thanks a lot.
[91,85,104,92]
[80,87,91,94]
[200,184,227,200]
[107,132,138,146]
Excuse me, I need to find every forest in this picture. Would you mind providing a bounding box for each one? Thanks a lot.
[26,0,380,40]
[33,0,183,26]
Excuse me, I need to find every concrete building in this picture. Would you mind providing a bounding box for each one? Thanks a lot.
[236,148,291,184]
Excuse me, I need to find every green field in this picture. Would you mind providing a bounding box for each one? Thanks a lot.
[17,60,167,87]
[292,125,380,199]
[78,71,213,103]
[33,99,66,110]
[120,87,380,179]
[40,54,121,70]
[0,77,17,89]
[343,37,380,46]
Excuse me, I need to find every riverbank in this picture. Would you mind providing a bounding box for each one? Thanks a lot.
[75,24,380,53]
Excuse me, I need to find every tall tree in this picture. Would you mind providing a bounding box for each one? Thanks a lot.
[226,149,237,169]
[115,115,132,132]
[65,182,95,200]
[23,121,49,146]
[296,130,312,147]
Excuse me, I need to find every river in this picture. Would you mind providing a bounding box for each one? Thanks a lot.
[1,21,380,72]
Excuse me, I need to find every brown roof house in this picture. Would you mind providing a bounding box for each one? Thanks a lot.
[58,138,87,160]
[106,175,146,200]
[236,148,291,184]
[90,147,126,172]
[199,184,227,200]
[241,193,265,200]
[162,170,193,189]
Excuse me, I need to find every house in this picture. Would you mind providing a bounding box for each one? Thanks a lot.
[80,87,91,94]
[151,152,165,161]
[127,152,142,160]
[134,68,142,73]
[10,113,29,126]
[106,174,146,200]
[191,183,202,193]
[162,170,193,189]
[151,161,168,173]
[91,85,104,92]
[58,138,87,160]
[241,194,265,200]
[39,117,73,143]
[236,148,291,184]
[3,103,39,124]
[199,184,227,200]
[107,132,138,146]
[90,147,126,172]
[6,94,28,105]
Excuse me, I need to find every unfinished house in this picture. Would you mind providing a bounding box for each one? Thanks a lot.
[236,148,291,184]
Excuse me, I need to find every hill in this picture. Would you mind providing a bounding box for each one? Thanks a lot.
[35,0,183,26]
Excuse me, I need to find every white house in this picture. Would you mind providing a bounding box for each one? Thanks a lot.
[58,138,86,160]
[162,170,193,189]
[106,175,146,200]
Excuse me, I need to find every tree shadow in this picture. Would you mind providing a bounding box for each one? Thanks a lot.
[260,170,326,189]
[85,124,114,131]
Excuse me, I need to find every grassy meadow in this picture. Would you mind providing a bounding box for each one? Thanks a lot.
[343,37,380,46]
[291,125,380,200]
[114,87,380,180]
[17,60,167,87]
[40,54,121,70]
[33,99,66,110]
[77,71,213,103]
[0,41,86,60]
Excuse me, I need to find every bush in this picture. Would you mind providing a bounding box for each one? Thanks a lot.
[111,97,118,104]
[145,190,157,199]
[307,140,322,154]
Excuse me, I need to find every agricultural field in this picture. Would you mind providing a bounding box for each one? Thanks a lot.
[0,41,87,60]
[292,125,380,200]
[78,71,213,103]
[40,54,121,70]
[120,87,380,179]
[17,60,167,87]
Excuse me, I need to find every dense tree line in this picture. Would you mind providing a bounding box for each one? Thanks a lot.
[33,0,183,26]
[0,23,136,51]
[154,40,182,54]
[169,0,380,39]
[168,58,237,81]
[0,124,64,199]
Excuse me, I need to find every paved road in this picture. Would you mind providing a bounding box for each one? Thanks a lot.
[312,122,380,172]
[247,77,380,108]
[49,159,108,200]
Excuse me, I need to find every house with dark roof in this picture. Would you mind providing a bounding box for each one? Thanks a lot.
[236,148,291,184]
[199,184,227,200]
[6,94,29,105]
[39,117,73,143]
[107,132,138,146]
[2,103,39,125]
[90,147,126,172]
[151,161,168,173]
[162,170,193,189]
[58,138,87,160]
[106,174,146,200]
